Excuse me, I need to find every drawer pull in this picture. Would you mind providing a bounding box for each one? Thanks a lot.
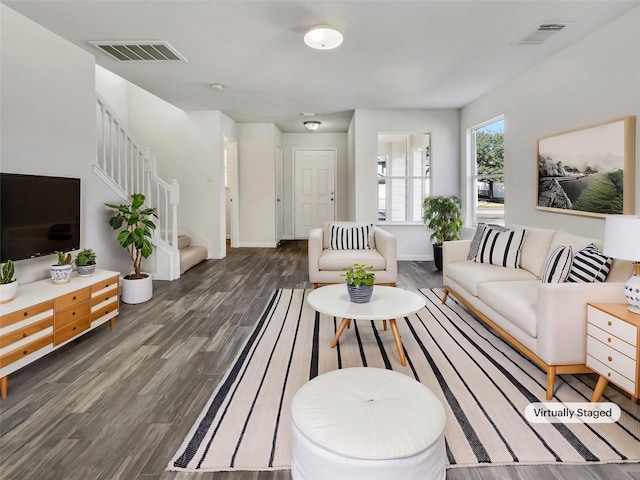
[607,372,611,377]
[72,296,77,300]
[23,312,28,317]
[607,321,612,326]
[608,356,612,362]
[22,333,27,338]
[72,327,76,331]
[607,337,612,343]
[22,350,27,355]
[72,312,76,316]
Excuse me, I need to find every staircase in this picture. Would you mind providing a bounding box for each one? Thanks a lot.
[94,92,182,280]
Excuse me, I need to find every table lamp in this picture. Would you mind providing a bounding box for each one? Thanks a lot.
[603,215,640,314]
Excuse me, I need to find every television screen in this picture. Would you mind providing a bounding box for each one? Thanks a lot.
[1,173,81,262]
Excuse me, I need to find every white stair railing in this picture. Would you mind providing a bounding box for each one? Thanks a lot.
[95,92,180,280]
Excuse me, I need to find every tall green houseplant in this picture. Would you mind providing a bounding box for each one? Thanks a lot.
[105,193,157,280]
[423,195,463,270]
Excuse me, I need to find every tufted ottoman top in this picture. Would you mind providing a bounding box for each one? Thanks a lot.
[291,367,445,460]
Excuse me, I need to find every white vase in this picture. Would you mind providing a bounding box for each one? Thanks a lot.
[50,265,73,284]
[120,273,153,304]
[0,280,18,304]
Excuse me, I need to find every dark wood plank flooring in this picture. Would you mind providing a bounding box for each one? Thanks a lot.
[1,241,638,479]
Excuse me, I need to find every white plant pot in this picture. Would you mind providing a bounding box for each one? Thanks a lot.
[0,281,18,304]
[120,273,153,304]
[50,265,73,285]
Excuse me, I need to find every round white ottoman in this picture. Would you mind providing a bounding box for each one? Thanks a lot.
[290,367,446,480]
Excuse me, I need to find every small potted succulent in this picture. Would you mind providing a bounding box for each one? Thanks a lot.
[50,251,73,284]
[0,260,18,303]
[75,249,97,277]
[341,263,375,303]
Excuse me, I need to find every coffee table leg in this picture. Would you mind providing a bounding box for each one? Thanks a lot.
[389,319,406,366]
[331,318,351,348]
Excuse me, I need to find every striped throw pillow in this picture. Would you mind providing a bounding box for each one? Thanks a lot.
[468,223,509,260]
[566,243,612,283]
[473,228,527,268]
[541,245,573,283]
[329,224,372,250]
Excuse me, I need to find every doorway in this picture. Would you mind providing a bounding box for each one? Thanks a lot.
[293,149,336,238]
[224,137,239,248]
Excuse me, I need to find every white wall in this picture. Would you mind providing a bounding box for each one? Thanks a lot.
[237,124,279,247]
[281,133,349,238]
[0,4,131,283]
[350,108,461,259]
[461,6,640,239]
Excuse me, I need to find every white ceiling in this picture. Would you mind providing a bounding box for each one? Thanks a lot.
[4,0,639,133]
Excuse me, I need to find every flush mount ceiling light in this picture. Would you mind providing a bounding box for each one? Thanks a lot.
[304,26,343,50]
[304,121,322,131]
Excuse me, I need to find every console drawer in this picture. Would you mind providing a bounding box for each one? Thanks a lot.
[55,287,90,312]
[54,316,90,346]
[91,276,119,294]
[0,334,54,368]
[55,301,90,329]
[0,317,54,348]
[0,301,53,328]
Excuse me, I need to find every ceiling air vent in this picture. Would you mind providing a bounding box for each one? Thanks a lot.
[88,40,187,61]
[514,23,568,46]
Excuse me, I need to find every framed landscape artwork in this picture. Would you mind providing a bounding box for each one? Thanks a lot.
[536,116,636,217]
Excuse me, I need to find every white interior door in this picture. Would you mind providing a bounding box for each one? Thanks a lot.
[275,145,284,246]
[224,138,239,248]
[294,149,336,238]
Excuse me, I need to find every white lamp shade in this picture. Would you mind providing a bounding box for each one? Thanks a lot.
[603,215,640,261]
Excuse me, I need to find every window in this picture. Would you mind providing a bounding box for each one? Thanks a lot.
[471,118,504,225]
[377,133,430,222]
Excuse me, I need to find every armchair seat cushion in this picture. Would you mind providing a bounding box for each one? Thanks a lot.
[318,249,387,272]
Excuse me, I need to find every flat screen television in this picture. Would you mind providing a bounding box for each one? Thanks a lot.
[1,173,81,262]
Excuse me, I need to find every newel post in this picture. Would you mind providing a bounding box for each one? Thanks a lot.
[170,179,180,249]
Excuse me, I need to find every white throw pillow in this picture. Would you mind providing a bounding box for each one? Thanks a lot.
[329,224,372,250]
[473,228,527,269]
[540,245,573,283]
[566,243,612,283]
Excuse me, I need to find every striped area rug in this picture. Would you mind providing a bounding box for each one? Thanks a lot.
[168,288,640,472]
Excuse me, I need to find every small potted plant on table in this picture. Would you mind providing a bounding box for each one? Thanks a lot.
[50,251,73,284]
[0,260,18,303]
[75,249,97,277]
[342,263,375,303]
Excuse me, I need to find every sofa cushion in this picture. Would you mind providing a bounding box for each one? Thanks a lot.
[467,223,508,260]
[512,225,556,278]
[446,260,537,296]
[540,245,573,283]
[566,243,612,283]
[477,280,539,338]
[319,249,386,272]
[323,222,376,250]
[473,228,527,268]
[550,231,602,252]
[328,224,372,250]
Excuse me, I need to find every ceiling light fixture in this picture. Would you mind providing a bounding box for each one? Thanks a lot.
[304,121,322,131]
[304,26,343,50]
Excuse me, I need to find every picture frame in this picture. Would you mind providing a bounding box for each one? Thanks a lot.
[536,116,636,217]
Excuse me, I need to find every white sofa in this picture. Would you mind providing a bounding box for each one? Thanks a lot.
[442,225,632,400]
[308,222,397,287]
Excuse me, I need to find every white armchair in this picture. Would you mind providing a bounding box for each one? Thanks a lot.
[308,222,397,288]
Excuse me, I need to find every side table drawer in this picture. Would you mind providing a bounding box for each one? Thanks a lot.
[587,323,636,359]
[588,306,637,345]
[54,316,90,346]
[587,354,636,394]
[587,335,636,380]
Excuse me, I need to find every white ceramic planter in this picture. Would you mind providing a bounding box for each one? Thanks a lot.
[50,265,73,285]
[120,273,153,304]
[0,280,18,304]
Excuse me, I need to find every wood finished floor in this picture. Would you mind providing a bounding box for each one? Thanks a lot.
[1,240,638,480]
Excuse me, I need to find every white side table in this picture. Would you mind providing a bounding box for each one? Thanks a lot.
[307,285,425,366]
[586,303,640,404]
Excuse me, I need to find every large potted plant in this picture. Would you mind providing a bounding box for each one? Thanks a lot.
[0,260,18,304]
[422,195,463,271]
[106,193,157,304]
[341,263,375,303]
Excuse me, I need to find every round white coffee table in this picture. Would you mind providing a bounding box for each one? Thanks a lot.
[307,285,425,366]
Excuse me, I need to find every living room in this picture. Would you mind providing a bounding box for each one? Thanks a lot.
[1,1,639,479]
